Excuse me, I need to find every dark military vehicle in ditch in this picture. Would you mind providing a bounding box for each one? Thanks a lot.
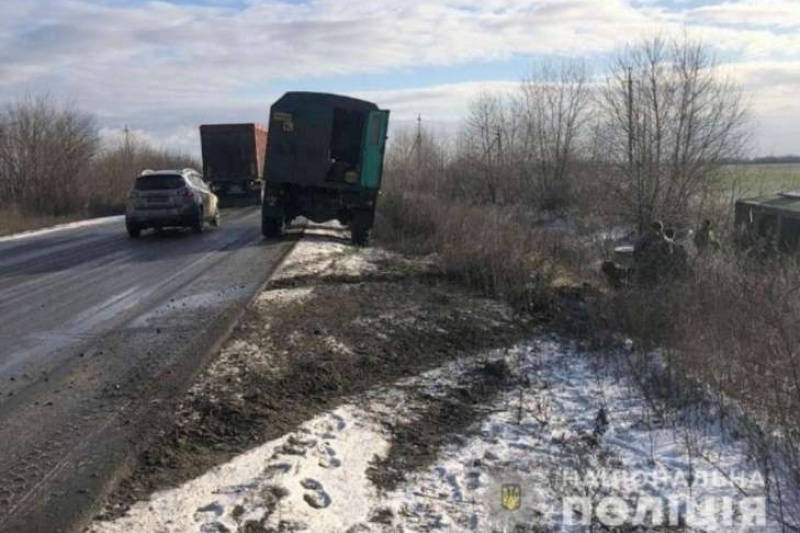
[735,192,800,252]
[261,92,390,245]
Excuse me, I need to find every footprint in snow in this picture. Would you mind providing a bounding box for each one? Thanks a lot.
[276,434,317,457]
[200,522,231,533]
[465,471,482,490]
[194,502,225,525]
[264,462,293,478]
[301,478,331,509]
[314,442,342,469]
[318,455,342,469]
[329,413,347,431]
[197,501,224,512]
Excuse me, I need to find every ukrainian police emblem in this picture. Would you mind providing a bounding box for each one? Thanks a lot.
[501,484,521,511]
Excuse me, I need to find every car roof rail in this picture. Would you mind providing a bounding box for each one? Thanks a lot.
[139,169,155,176]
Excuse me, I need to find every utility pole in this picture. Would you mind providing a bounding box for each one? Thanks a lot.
[415,114,422,171]
[627,68,634,169]
[628,66,644,233]
[495,127,503,166]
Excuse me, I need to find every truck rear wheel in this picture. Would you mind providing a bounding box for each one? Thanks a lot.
[262,216,283,238]
[126,222,141,239]
[350,210,372,246]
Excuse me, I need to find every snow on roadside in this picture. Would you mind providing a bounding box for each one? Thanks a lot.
[90,405,389,533]
[393,339,778,532]
[0,215,123,243]
[272,228,428,284]
[90,336,779,533]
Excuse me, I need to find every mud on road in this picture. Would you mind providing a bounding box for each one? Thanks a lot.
[102,227,532,517]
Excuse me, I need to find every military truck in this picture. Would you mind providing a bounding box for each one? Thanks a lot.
[735,192,800,252]
[261,92,390,245]
[199,123,267,204]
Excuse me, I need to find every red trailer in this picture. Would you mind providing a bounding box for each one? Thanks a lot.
[199,123,267,203]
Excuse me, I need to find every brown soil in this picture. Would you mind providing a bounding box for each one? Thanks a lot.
[103,246,532,516]
[367,359,514,491]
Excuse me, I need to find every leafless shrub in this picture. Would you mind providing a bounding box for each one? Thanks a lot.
[0,94,199,231]
[451,63,591,211]
[515,62,591,210]
[383,125,452,199]
[84,131,199,216]
[375,191,589,311]
[594,250,800,529]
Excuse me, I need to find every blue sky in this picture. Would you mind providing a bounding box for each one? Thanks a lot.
[0,0,798,156]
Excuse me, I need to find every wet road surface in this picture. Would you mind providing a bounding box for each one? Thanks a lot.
[0,207,297,533]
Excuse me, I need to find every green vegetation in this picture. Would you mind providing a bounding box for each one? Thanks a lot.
[723,163,800,198]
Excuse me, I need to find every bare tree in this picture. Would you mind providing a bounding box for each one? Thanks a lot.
[598,35,749,229]
[0,95,98,215]
[383,123,451,197]
[516,61,591,210]
[85,130,199,215]
[460,92,509,204]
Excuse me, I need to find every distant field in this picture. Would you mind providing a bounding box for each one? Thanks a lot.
[722,163,800,198]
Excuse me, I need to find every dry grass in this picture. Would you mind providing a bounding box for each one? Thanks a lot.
[376,179,800,528]
[0,207,85,237]
[374,191,589,313]
[594,251,800,527]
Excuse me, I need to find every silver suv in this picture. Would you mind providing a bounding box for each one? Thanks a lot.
[125,169,220,238]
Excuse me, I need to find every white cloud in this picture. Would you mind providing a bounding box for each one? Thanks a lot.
[685,0,800,29]
[0,0,797,154]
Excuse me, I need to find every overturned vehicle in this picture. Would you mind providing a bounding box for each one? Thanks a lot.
[735,192,800,253]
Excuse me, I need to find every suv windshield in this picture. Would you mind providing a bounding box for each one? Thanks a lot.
[135,174,185,191]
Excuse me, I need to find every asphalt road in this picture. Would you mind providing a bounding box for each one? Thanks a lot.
[0,207,297,533]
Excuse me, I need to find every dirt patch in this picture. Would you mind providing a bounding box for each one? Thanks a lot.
[367,360,513,491]
[104,241,531,515]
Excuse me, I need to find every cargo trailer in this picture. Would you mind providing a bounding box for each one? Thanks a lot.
[261,92,389,245]
[199,123,267,204]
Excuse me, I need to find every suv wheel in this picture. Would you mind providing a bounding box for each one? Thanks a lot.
[192,207,204,233]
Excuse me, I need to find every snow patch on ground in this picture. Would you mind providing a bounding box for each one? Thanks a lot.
[273,239,351,280]
[393,339,776,532]
[323,335,355,356]
[0,215,123,243]
[92,337,780,532]
[272,229,425,283]
[90,406,389,533]
[256,286,315,305]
